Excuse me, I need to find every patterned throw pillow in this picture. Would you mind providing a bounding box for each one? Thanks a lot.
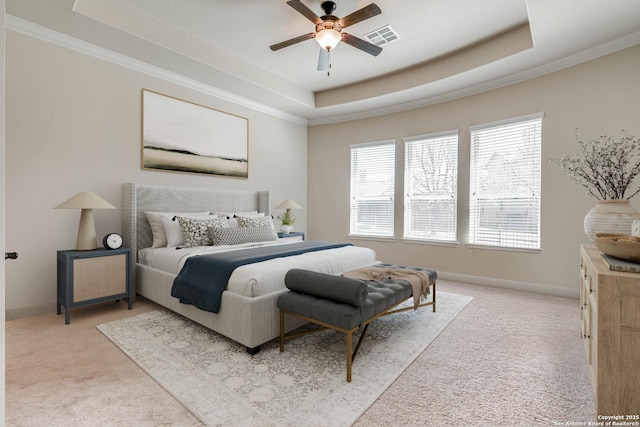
[145,211,210,247]
[213,211,263,219]
[176,216,228,248]
[236,216,278,239]
[210,225,278,246]
[236,215,273,228]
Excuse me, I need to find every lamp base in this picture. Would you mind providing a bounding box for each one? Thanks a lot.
[76,208,98,250]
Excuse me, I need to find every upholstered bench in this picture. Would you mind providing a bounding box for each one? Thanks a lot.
[278,265,437,382]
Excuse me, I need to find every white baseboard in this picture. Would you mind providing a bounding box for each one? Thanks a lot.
[5,271,578,321]
[5,301,57,321]
[438,271,579,299]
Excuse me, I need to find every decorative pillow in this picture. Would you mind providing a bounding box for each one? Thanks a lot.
[176,216,228,248]
[210,225,278,246]
[213,211,263,219]
[236,215,273,227]
[236,215,278,239]
[161,216,182,247]
[145,211,210,248]
[226,213,266,228]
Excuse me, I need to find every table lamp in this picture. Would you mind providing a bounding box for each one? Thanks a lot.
[276,198,302,211]
[55,191,116,250]
[276,198,302,234]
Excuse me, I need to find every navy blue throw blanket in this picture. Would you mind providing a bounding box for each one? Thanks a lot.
[171,241,351,313]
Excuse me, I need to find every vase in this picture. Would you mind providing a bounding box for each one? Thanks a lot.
[583,200,640,241]
[280,225,292,235]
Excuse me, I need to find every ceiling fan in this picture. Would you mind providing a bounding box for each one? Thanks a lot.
[270,1,383,74]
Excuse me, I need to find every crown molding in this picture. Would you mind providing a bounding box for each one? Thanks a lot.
[308,30,640,126]
[8,14,640,128]
[6,15,309,126]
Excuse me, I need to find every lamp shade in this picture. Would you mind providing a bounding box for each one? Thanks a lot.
[55,192,116,210]
[276,198,302,210]
[55,192,116,250]
[315,29,341,50]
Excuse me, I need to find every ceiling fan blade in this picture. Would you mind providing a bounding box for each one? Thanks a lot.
[270,33,315,51]
[341,33,383,56]
[287,0,322,25]
[338,3,381,28]
[317,48,329,71]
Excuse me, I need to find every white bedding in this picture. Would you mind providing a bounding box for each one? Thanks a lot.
[138,240,377,298]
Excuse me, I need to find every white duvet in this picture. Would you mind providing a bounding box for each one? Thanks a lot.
[138,240,377,298]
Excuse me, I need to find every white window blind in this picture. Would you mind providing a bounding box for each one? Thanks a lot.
[350,142,395,237]
[469,114,542,250]
[404,131,458,242]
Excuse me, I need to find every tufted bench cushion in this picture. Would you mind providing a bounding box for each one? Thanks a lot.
[284,269,368,307]
[279,269,413,330]
[278,265,437,382]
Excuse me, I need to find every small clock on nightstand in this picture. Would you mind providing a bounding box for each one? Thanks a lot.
[103,232,123,250]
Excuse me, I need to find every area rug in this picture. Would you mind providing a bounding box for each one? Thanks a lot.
[98,291,472,427]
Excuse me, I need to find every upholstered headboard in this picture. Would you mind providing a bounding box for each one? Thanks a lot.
[121,183,270,259]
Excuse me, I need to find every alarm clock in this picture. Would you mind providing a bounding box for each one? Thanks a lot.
[103,233,123,250]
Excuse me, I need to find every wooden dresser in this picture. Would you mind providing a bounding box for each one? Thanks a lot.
[580,245,640,416]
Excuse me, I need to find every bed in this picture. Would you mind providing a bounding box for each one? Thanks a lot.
[121,183,377,353]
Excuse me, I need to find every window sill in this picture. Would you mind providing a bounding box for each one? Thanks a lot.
[465,244,542,254]
[348,235,397,243]
[401,238,459,248]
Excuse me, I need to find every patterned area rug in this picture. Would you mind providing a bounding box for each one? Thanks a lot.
[98,291,472,427]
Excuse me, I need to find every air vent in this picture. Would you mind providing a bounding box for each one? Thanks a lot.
[363,25,400,47]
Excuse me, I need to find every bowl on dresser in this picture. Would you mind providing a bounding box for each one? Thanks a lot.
[593,233,640,263]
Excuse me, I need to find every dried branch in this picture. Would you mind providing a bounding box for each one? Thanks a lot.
[549,129,640,200]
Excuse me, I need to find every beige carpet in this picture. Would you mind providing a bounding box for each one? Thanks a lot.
[5,298,202,427]
[96,292,471,426]
[5,279,595,426]
[354,280,595,426]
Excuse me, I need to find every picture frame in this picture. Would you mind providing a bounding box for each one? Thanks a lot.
[141,89,249,178]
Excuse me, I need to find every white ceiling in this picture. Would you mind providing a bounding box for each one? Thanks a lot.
[7,0,640,125]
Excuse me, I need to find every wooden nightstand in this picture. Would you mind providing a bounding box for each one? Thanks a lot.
[57,247,133,324]
[277,231,305,241]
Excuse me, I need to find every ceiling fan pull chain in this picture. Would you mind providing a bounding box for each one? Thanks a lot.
[328,49,332,76]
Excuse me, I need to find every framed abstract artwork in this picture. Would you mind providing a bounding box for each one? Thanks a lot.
[141,89,249,178]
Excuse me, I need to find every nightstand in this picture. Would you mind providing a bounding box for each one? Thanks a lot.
[277,231,305,241]
[57,247,133,324]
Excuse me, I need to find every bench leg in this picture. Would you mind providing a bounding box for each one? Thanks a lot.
[346,323,371,383]
[346,330,352,383]
[432,282,437,312]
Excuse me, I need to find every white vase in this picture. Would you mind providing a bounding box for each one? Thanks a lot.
[280,225,292,235]
[583,200,640,241]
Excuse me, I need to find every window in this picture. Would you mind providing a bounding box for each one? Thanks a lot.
[350,141,395,237]
[469,114,542,250]
[404,131,458,242]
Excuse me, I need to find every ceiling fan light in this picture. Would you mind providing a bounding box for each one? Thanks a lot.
[315,28,341,50]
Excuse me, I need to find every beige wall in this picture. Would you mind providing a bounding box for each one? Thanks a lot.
[5,28,640,316]
[308,45,640,297]
[4,30,308,316]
